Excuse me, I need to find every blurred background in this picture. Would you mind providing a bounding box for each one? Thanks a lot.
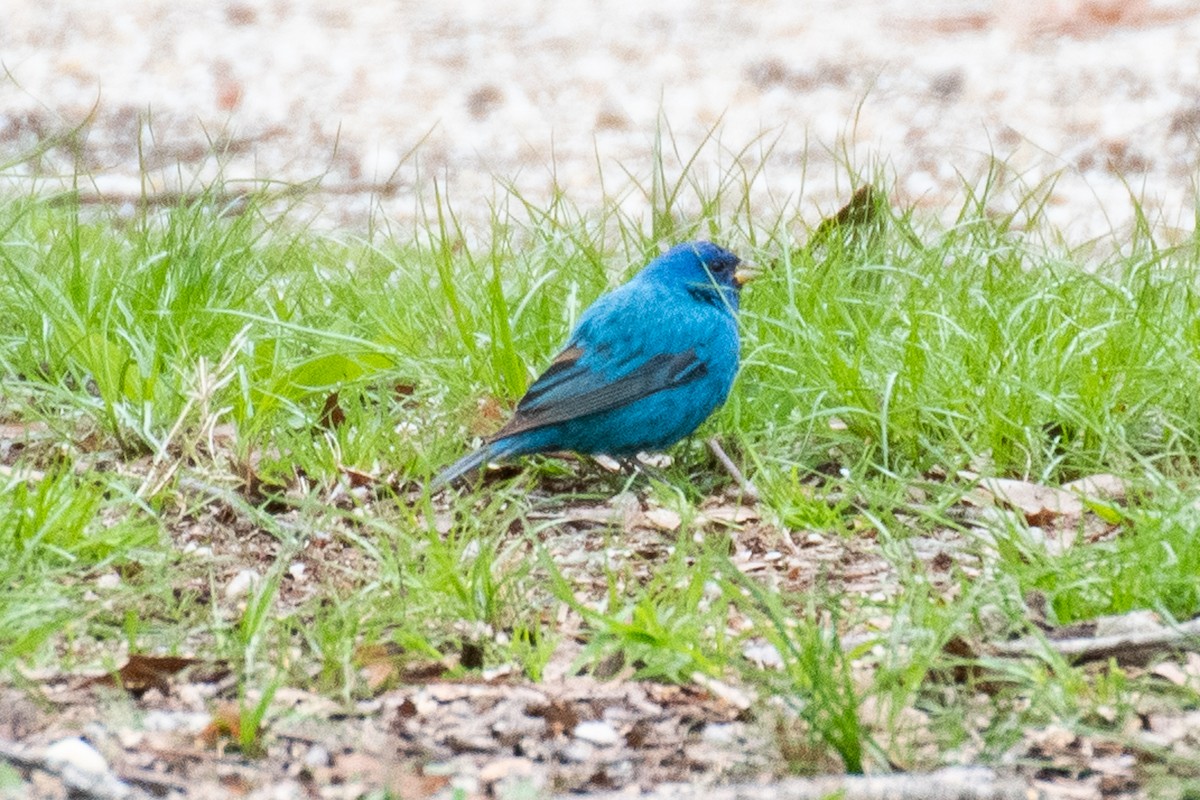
[2,0,1198,242]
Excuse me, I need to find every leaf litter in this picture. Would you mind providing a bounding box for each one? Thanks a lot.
[5,387,1200,798]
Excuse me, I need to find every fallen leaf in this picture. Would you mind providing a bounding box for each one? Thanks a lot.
[338,463,377,489]
[691,673,754,710]
[698,505,759,526]
[318,391,346,430]
[977,477,1083,520]
[527,699,579,736]
[643,507,681,531]
[198,701,243,749]
[83,654,202,697]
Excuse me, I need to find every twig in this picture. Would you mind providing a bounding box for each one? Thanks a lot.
[993,615,1200,664]
[707,437,760,502]
[574,767,1030,800]
[115,766,191,797]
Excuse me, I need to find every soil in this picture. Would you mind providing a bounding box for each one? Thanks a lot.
[2,0,1199,243]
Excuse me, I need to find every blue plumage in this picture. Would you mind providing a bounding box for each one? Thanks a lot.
[433,241,753,487]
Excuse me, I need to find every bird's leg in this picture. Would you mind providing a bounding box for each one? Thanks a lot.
[630,455,672,486]
[595,455,670,490]
[616,456,640,473]
[707,436,760,502]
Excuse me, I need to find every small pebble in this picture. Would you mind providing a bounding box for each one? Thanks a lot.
[45,737,108,776]
[572,720,619,746]
[225,568,262,600]
[702,722,739,744]
[560,739,596,762]
[303,744,332,768]
[743,642,783,669]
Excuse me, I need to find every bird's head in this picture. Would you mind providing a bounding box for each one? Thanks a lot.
[644,241,758,309]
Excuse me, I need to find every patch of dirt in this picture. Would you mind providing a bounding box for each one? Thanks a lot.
[7,442,1196,798]
[2,1,1199,244]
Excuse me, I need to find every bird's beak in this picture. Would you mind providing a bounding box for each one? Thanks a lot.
[733,262,762,287]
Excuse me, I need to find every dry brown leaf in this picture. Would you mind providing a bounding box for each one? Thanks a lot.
[198,701,243,749]
[643,507,682,531]
[82,653,202,697]
[318,391,346,430]
[691,673,754,710]
[698,505,759,526]
[977,477,1084,520]
[338,463,378,489]
[526,699,579,736]
[389,769,451,799]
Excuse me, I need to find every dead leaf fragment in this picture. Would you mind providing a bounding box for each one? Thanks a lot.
[977,477,1083,520]
[198,701,244,749]
[643,507,682,531]
[527,699,580,737]
[698,505,760,526]
[338,463,378,489]
[83,653,202,697]
[318,391,346,430]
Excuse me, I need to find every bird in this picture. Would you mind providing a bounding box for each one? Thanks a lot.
[432,241,757,488]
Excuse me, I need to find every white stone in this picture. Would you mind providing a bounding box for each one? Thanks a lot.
[45,737,108,776]
[224,568,262,600]
[572,720,619,747]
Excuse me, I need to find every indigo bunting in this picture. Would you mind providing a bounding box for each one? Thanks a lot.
[433,241,755,487]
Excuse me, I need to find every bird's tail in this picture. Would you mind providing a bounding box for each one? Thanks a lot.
[430,444,494,490]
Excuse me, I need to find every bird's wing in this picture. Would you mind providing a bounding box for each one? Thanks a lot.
[489,342,707,441]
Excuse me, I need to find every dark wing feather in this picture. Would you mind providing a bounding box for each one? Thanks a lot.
[490,346,707,441]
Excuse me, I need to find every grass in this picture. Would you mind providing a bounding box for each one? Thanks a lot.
[2,138,1200,785]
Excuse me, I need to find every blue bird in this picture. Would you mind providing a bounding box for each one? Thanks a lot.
[432,241,756,488]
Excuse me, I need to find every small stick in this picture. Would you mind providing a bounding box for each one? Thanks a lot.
[707,437,760,502]
[993,615,1200,664]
